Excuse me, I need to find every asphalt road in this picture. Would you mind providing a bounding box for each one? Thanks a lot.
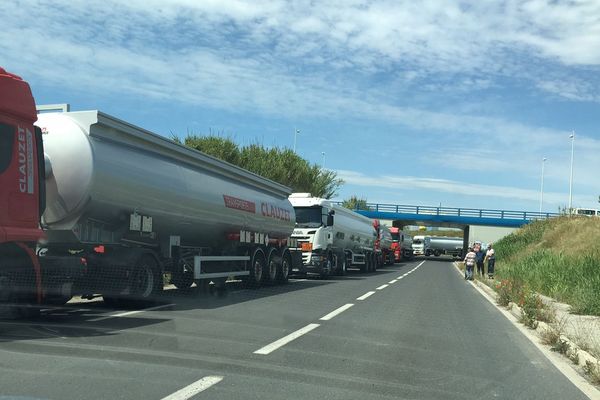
[0,259,590,400]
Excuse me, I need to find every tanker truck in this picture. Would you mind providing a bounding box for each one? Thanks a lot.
[1,66,301,311]
[373,220,394,267]
[288,193,377,277]
[425,236,463,258]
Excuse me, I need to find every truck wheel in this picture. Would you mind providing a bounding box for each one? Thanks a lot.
[246,249,265,288]
[171,260,194,290]
[359,253,368,273]
[321,253,333,278]
[337,254,347,276]
[365,253,372,273]
[434,250,441,257]
[264,249,279,285]
[371,253,378,272]
[425,250,432,257]
[0,275,40,319]
[123,255,161,307]
[277,252,291,283]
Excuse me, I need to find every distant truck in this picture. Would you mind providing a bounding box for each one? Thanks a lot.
[426,236,463,258]
[289,193,377,276]
[373,220,394,267]
[572,208,599,217]
[390,228,414,262]
[401,231,414,260]
[412,235,427,256]
[389,227,403,262]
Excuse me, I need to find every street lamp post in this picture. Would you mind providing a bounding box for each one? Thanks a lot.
[321,151,326,169]
[568,131,575,213]
[293,129,300,153]
[539,157,547,215]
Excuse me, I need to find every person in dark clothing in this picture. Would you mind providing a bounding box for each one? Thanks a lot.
[475,244,486,277]
[486,243,496,279]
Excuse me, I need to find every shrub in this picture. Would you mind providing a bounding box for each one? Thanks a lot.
[520,290,541,329]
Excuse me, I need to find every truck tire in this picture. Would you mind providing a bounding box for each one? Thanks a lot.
[246,248,265,288]
[129,254,162,302]
[365,252,372,273]
[277,251,291,283]
[434,250,441,257]
[359,254,368,273]
[0,275,40,319]
[264,248,279,285]
[337,253,347,276]
[0,245,42,319]
[425,249,432,257]
[171,260,194,290]
[371,253,377,272]
[322,252,333,278]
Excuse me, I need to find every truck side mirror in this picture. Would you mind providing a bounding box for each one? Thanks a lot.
[327,214,334,226]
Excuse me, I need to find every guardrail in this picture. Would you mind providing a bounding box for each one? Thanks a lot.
[333,202,559,221]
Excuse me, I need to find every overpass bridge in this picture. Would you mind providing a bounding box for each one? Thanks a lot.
[336,202,559,253]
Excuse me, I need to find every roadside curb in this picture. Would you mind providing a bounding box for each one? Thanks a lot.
[452,261,600,398]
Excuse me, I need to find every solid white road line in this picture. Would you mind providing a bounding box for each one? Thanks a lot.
[254,323,321,355]
[88,303,175,322]
[357,291,376,301]
[376,284,389,290]
[161,376,224,400]
[388,280,398,284]
[319,303,355,321]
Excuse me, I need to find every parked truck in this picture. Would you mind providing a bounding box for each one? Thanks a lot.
[412,235,427,256]
[425,236,463,258]
[288,193,377,276]
[373,220,394,267]
[1,66,302,312]
[389,227,403,262]
[401,231,414,260]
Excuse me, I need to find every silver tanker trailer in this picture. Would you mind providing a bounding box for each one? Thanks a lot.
[35,110,299,305]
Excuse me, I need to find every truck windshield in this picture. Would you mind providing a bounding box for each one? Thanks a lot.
[0,122,14,173]
[413,239,423,245]
[391,232,400,241]
[294,206,323,228]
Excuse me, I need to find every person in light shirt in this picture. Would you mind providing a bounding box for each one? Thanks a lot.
[486,243,496,279]
[463,247,476,281]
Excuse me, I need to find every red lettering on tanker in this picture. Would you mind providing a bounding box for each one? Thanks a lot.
[261,202,291,222]
[223,195,256,214]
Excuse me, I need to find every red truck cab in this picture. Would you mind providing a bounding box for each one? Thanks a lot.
[0,67,46,309]
[0,67,45,244]
[389,227,402,262]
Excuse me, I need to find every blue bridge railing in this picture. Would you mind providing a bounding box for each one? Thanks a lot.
[334,202,559,221]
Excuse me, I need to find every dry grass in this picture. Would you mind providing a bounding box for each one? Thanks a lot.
[494,217,600,316]
[540,217,600,257]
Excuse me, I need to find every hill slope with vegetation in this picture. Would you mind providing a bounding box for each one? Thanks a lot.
[494,216,600,315]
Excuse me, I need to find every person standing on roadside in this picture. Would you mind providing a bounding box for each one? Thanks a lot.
[475,244,486,277]
[464,247,476,281]
[486,243,496,279]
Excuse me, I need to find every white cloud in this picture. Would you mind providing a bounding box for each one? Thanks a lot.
[336,169,592,208]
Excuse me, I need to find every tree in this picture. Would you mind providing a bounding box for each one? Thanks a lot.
[342,196,370,211]
[178,134,344,198]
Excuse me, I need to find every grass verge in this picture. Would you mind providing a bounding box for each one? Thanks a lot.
[494,216,600,316]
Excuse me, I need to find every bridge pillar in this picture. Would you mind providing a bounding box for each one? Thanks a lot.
[462,226,470,257]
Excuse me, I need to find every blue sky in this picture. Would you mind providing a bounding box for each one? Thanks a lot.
[2,0,600,212]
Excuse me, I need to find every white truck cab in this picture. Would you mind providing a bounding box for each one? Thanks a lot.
[289,193,376,276]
